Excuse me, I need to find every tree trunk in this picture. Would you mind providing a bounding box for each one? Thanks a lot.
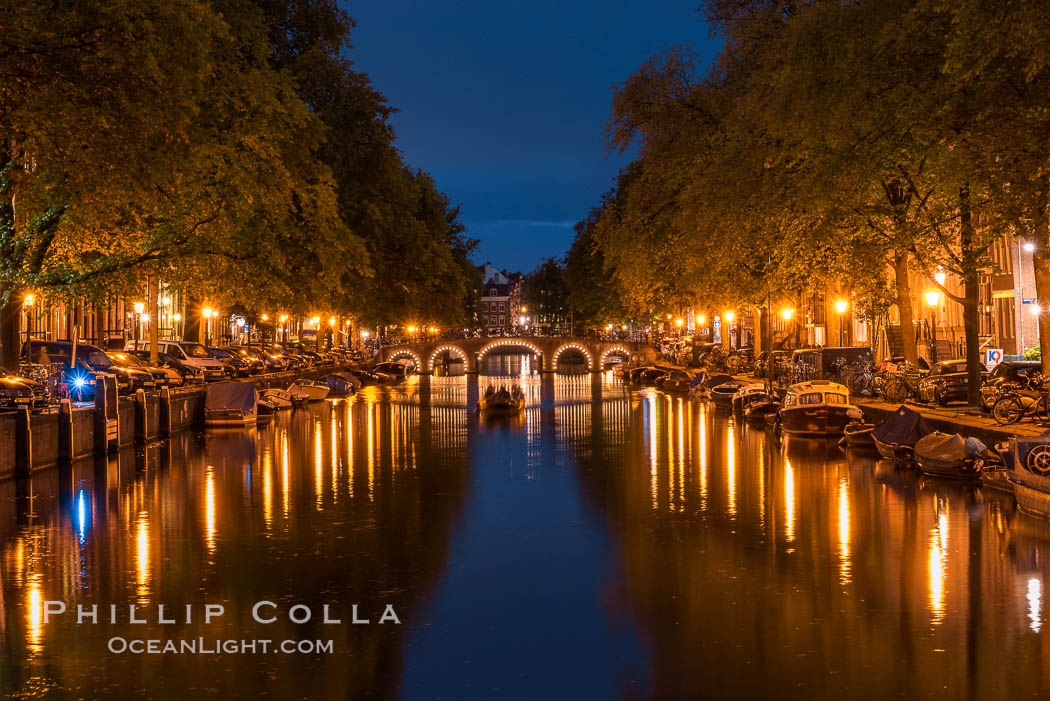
[148,277,159,363]
[0,288,21,369]
[892,249,919,365]
[959,186,982,406]
[1034,179,1050,374]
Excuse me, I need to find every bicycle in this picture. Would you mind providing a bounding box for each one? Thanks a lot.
[992,375,1050,425]
[880,366,925,404]
[843,360,876,396]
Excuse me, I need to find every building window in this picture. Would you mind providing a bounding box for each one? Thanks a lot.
[499,315,505,326]
[499,303,505,312]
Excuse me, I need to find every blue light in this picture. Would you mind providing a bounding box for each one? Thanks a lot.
[73,377,87,389]
[76,489,88,543]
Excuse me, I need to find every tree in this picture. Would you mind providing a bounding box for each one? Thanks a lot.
[523,259,569,330]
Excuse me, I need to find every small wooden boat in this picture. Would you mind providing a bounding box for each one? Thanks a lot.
[256,397,276,425]
[841,421,875,447]
[261,388,294,410]
[744,399,780,423]
[477,385,525,416]
[913,431,988,481]
[690,373,733,400]
[731,382,768,414]
[289,380,330,402]
[205,382,258,428]
[778,380,857,436]
[709,381,743,410]
[871,405,933,460]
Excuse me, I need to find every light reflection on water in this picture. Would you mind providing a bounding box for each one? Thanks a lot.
[0,368,1048,697]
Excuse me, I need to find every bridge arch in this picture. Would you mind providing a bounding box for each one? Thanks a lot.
[599,346,632,366]
[552,342,594,371]
[386,348,423,368]
[427,344,468,371]
[477,338,544,359]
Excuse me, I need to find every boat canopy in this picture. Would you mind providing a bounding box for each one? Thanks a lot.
[205,382,258,415]
[872,405,933,448]
[701,374,734,390]
[689,371,709,388]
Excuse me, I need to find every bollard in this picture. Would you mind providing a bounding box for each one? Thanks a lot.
[159,388,172,438]
[94,376,108,456]
[14,405,32,478]
[134,389,147,444]
[57,399,74,464]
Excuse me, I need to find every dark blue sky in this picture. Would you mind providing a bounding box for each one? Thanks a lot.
[346,1,719,272]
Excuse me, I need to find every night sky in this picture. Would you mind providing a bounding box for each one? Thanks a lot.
[346,1,719,273]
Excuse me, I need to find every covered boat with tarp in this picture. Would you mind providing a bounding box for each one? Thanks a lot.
[692,374,734,400]
[871,405,933,460]
[205,382,258,427]
[658,370,693,393]
[1006,437,1050,516]
[913,431,991,480]
[324,372,360,396]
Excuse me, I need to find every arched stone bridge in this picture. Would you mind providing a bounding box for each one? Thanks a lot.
[377,337,654,374]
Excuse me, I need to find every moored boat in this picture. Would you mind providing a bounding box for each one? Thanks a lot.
[477,385,525,416]
[913,431,990,481]
[871,405,933,461]
[731,382,768,414]
[256,397,276,425]
[660,370,693,393]
[778,380,855,436]
[744,399,780,423]
[205,382,258,428]
[261,388,294,410]
[841,420,875,447]
[1006,437,1050,516]
[709,381,744,409]
[324,372,360,396]
[289,380,330,402]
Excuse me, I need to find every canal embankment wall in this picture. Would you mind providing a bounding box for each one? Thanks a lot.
[0,367,345,480]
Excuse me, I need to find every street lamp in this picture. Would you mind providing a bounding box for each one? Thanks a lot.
[1025,242,1036,253]
[834,299,848,347]
[925,291,939,362]
[279,313,288,344]
[202,307,213,348]
[782,308,794,320]
[133,301,145,348]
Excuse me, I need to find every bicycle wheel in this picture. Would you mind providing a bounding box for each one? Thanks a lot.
[993,396,1024,425]
[846,371,869,396]
[882,379,908,404]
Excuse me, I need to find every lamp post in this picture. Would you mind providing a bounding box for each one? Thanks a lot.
[133,301,145,349]
[202,307,213,348]
[834,299,848,347]
[725,311,735,348]
[925,291,939,363]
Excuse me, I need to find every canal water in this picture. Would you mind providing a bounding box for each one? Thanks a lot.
[1,368,1049,699]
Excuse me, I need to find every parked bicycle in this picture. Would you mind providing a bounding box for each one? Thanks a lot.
[992,373,1049,425]
[880,365,926,404]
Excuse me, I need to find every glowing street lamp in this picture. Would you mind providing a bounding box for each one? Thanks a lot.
[202,307,214,347]
[926,291,940,360]
[935,269,947,286]
[329,316,336,327]
[1025,241,1036,253]
[261,314,269,322]
[23,293,34,307]
[1032,304,1042,317]
[834,299,848,346]
[133,301,145,315]
[311,316,321,326]
[782,308,794,321]
[697,314,706,326]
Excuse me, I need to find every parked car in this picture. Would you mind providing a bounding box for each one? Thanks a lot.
[222,347,265,374]
[208,347,251,377]
[134,351,206,384]
[916,359,987,405]
[0,366,48,409]
[125,340,226,381]
[106,351,183,388]
[979,360,1043,412]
